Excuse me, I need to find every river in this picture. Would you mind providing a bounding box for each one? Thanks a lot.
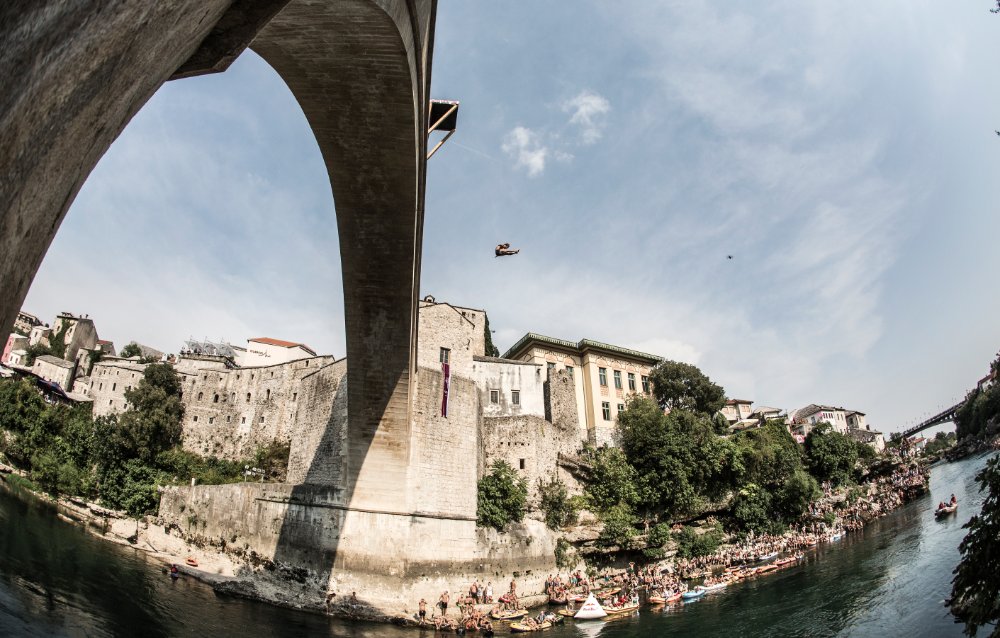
[0,452,993,637]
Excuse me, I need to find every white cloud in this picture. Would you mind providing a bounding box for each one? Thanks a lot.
[501,126,548,177]
[563,90,611,144]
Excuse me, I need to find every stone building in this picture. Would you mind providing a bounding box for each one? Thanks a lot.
[243,337,317,367]
[51,312,99,363]
[157,298,581,610]
[13,311,42,336]
[502,333,662,446]
[32,354,75,390]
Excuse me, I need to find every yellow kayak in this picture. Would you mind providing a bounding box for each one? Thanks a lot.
[491,609,528,621]
[510,621,552,632]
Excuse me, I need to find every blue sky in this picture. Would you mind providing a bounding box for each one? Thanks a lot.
[24,0,1000,433]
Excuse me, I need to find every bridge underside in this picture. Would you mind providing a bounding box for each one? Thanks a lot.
[0,0,435,510]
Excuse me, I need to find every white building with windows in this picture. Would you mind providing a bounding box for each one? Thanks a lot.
[244,337,317,367]
[502,333,662,446]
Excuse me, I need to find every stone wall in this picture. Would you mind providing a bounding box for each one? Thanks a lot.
[158,482,559,616]
[285,360,347,485]
[89,355,338,459]
[472,357,545,419]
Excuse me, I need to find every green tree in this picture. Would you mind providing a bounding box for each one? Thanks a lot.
[477,460,527,530]
[118,342,143,359]
[597,503,637,548]
[648,360,726,416]
[583,445,638,513]
[22,343,53,367]
[951,455,1000,636]
[673,524,723,559]
[538,475,576,529]
[118,363,184,463]
[775,469,820,521]
[617,396,733,520]
[483,316,500,358]
[805,423,858,486]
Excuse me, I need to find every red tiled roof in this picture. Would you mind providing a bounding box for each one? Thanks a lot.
[249,337,316,355]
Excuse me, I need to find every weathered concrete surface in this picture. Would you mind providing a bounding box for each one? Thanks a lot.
[0,0,233,346]
[251,0,436,513]
[1,0,436,516]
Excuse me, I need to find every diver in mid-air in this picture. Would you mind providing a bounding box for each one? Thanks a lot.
[495,242,520,257]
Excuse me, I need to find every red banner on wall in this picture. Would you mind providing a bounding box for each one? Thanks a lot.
[441,362,451,417]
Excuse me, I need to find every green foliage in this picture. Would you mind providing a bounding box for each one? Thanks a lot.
[731,422,802,488]
[776,470,820,520]
[554,538,575,570]
[583,445,638,512]
[643,522,674,559]
[22,343,53,367]
[951,455,1000,636]
[253,440,291,481]
[728,483,782,535]
[118,364,184,464]
[477,460,528,531]
[597,503,637,548]
[538,475,576,529]
[805,423,859,486]
[956,352,1000,441]
[648,360,726,416]
[118,342,143,359]
[923,431,957,457]
[673,524,723,559]
[483,316,500,358]
[47,321,69,359]
[99,459,161,517]
[616,396,732,519]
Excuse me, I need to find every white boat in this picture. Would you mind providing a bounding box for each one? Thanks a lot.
[681,588,706,600]
[757,551,779,562]
[574,593,608,620]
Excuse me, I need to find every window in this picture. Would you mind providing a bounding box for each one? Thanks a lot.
[292,392,298,401]
[566,365,574,377]
[602,402,611,421]
[99,383,103,390]
[226,416,231,423]
[613,370,622,390]
[197,392,203,401]
[490,389,500,404]
[519,459,526,470]
[241,417,246,424]
[599,368,608,387]
[208,417,214,424]
[213,394,219,403]
[547,362,556,373]
[108,399,113,406]
[641,375,650,393]
[259,416,264,423]
[192,416,198,423]
[628,373,636,391]
[246,393,251,402]
[617,403,625,415]
[265,389,271,400]
[511,390,520,405]
[230,392,235,402]
[112,383,116,391]
[439,347,450,364]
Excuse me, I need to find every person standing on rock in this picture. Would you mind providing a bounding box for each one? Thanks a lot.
[439,590,450,616]
[418,598,427,625]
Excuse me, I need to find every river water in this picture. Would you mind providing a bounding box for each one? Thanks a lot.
[0,452,993,637]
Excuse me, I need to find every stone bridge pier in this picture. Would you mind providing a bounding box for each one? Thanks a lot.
[0,0,435,513]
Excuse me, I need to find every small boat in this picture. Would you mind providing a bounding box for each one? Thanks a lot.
[701,582,727,591]
[595,587,621,597]
[185,557,199,567]
[681,588,706,601]
[756,564,777,575]
[647,595,667,605]
[547,594,567,605]
[935,503,958,518]
[490,609,527,621]
[774,555,800,567]
[604,602,640,615]
[510,621,552,632]
[757,551,779,562]
[573,594,608,620]
[556,609,577,618]
[569,593,589,603]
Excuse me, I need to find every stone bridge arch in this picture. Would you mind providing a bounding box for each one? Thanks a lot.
[0,0,436,511]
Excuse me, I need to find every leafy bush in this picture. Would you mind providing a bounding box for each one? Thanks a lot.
[951,455,1000,635]
[805,423,858,486]
[554,538,575,570]
[673,524,723,559]
[643,522,674,559]
[477,460,528,531]
[538,475,576,529]
[598,503,637,548]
